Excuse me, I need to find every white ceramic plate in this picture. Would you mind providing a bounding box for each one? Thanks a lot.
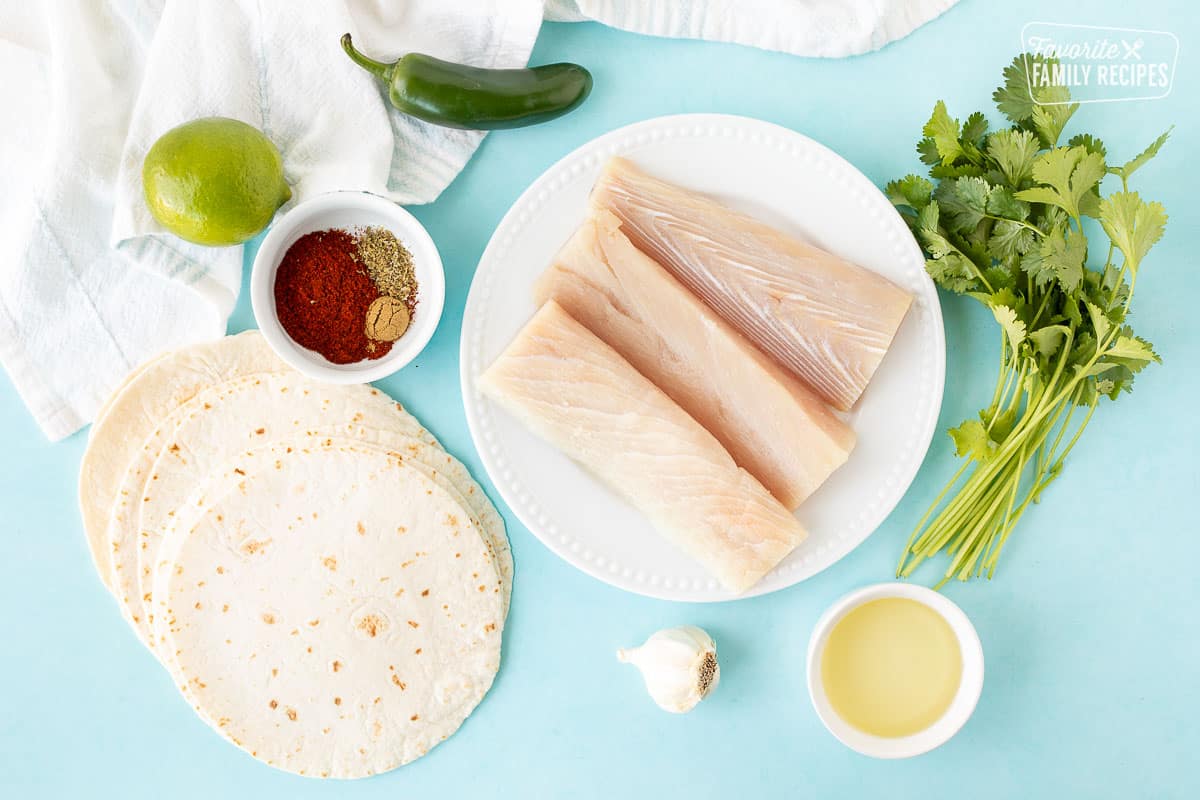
[460,114,944,601]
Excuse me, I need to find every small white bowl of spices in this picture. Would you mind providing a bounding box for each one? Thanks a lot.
[250,191,444,384]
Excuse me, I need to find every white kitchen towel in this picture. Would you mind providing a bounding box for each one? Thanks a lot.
[546,0,959,58]
[0,0,541,441]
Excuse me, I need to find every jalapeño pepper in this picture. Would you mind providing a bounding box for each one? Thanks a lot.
[341,34,592,130]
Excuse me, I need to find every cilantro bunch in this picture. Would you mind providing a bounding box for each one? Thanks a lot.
[887,55,1170,585]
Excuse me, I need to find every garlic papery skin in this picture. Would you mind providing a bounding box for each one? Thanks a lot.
[617,625,720,713]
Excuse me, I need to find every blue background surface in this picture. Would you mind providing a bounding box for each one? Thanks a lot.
[3,3,1198,797]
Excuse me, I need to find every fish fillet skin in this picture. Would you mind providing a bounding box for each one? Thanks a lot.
[479,300,806,593]
[591,158,914,411]
[534,212,855,510]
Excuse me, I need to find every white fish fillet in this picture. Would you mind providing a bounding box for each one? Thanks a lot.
[479,300,806,593]
[534,212,855,509]
[591,158,914,411]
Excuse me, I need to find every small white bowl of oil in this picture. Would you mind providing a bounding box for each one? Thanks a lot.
[806,582,984,758]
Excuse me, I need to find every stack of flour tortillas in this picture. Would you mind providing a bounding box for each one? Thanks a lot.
[78,332,510,779]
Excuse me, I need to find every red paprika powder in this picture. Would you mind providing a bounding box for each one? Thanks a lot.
[273,229,393,364]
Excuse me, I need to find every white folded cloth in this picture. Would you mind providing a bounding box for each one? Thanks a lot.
[0,0,952,441]
[545,0,959,57]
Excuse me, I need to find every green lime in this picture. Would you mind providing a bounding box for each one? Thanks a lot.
[142,117,291,246]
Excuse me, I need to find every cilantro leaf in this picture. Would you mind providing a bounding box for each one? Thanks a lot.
[949,419,994,462]
[1015,146,1106,219]
[1084,301,1111,340]
[1111,127,1172,179]
[1099,191,1168,272]
[993,54,1078,146]
[931,161,986,180]
[984,263,1019,290]
[987,129,1040,188]
[988,220,1035,262]
[918,136,941,166]
[986,186,1030,220]
[1030,325,1069,358]
[886,174,934,209]
[1068,133,1106,158]
[1042,226,1087,294]
[1019,224,1085,293]
[926,256,978,294]
[991,304,1027,352]
[1104,334,1160,370]
[994,55,1040,124]
[935,177,991,232]
[1030,103,1076,149]
[923,100,964,164]
[916,200,987,293]
[963,112,989,145]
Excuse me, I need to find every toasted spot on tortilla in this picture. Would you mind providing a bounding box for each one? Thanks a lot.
[355,613,386,638]
[261,612,276,624]
[240,538,272,555]
[322,556,337,571]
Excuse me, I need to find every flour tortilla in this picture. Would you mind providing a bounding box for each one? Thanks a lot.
[105,373,431,639]
[88,351,169,442]
[80,332,286,587]
[105,373,510,647]
[151,442,503,778]
[146,428,512,625]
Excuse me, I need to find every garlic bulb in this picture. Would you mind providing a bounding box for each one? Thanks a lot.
[617,625,720,713]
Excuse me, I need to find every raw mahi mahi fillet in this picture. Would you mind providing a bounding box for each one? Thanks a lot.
[591,158,914,411]
[535,212,855,509]
[479,300,806,593]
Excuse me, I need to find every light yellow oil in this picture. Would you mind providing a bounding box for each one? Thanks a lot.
[820,597,962,738]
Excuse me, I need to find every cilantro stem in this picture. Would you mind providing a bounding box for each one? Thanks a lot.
[1029,291,1053,329]
[987,333,1009,417]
